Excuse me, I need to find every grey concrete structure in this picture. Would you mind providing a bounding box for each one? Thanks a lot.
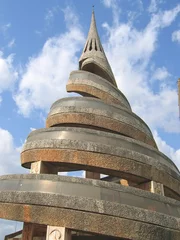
[0,9,179,240]
[79,11,117,87]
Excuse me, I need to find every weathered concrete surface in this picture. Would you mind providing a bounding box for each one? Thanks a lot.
[22,149,180,194]
[47,97,156,147]
[0,174,180,238]
[21,126,180,195]
[0,200,179,240]
[0,175,180,221]
[0,174,178,205]
[23,127,178,174]
[79,11,117,87]
[67,70,131,109]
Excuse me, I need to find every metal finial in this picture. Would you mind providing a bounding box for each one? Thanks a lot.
[92,5,94,12]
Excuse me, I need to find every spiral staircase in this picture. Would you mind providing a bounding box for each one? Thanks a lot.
[0,10,180,240]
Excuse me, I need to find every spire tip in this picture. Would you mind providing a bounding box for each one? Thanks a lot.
[92,5,95,12]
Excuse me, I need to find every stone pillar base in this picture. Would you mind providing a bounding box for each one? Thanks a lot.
[30,161,57,174]
[46,226,71,240]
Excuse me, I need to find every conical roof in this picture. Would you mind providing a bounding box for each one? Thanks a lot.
[79,10,117,87]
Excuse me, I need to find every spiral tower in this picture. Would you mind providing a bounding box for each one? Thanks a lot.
[0,10,180,240]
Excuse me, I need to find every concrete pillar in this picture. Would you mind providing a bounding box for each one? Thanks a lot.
[151,181,164,195]
[85,171,100,179]
[30,161,57,174]
[22,223,34,240]
[46,226,71,240]
[137,180,164,195]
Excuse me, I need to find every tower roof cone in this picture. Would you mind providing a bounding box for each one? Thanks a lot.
[79,9,117,87]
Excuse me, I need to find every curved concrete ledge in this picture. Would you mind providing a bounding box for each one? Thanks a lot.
[80,56,117,87]
[0,174,179,206]
[66,70,131,110]
[1,202,179,240]
[21,149,180,195]
[23,127,179,175]
[47,97,156,148]
[0,175,179,236]
[21,128,180,194]
[50,97,151,136]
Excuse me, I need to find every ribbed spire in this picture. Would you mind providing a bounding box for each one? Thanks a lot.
[79,10,117,87]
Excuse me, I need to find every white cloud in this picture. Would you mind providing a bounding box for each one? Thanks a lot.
[148,0,164,13]
[1,23,11,36]
[44,6,61,25]
[35,30,42,36]
[45,9,54,24]
[30,127,36,131]
[102,0,120,25]
[172,29,180,43]
[160,4,180,27]
[154,130,180,169]
[14,7,85,117]
[103,4,180,133]
[148,0,158,13]
[45,6,59,26]
[103,0,117,8]
[152,67,170,81]
[0,128,26,175]
[8,38,15,48]
[0,52,18,98]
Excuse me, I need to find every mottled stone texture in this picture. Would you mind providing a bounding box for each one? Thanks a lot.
[66,70,131,109]
[0,202,180,240]
[1,9,180,240]
[21,149,180,195]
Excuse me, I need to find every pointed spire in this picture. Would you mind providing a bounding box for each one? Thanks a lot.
[79,10,117,87]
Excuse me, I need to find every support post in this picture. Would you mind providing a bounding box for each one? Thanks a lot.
[46,226,71,240]
[22,223,34,240]
[137,180,164,195]
[30,161,57,174]
[151,181,164,195]
[85,171,100,179]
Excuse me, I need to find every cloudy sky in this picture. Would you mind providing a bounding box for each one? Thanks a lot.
[0,0,180,237]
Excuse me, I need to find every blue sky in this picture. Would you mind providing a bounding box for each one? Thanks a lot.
[0,0,180,236]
